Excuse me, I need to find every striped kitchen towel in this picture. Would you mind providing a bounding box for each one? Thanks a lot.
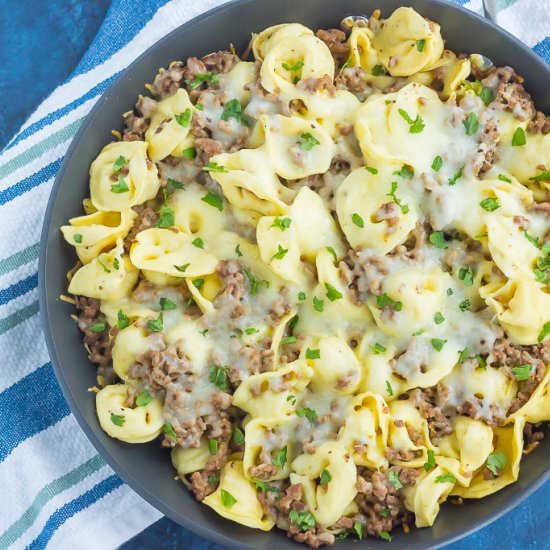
[0,0,548,549]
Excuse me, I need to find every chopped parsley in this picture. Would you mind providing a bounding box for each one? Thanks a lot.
[448,166,464,186]
[431,338,447,351]
[146,313,163,332]
[271,245,288,261]
[289,509,316,531]
[287,394,297,405]
[511,127,526,146]
[191,237,204,249]
[209,365,229,390]
[479,197,500,212]
[117,310,129,329]
[282,60,304,72]
[89,321,106,333]
[199,328,208,337]
[435,473,456,484]
[186,71,219,89]
[255,481,280,494]
[296,407,317,423]
[182,147,196,160]
[298,132,320,151]
[353,521,363,540]
[175,108,192,127]
[393,164,414,179]
[351,212,364,228]
[202,161,227,173]
[113,257,120,270]
[385,380,394,397]
[424,449,436,472]
[429,231,448,249]
[538,321,550,342]
[160,297,177,310]
[458,347,470,364]
[387,181,409,214]
[73,233,83,244]
[463,112,479,136]
[434,311,445,324]
[136,390,154,407]
[326,246,337,262]
[282,336,298,345]
[529,170,550,182]
[156,205,175,228]
[220,489,237,508]
[416,38,426,52]
[524,231,539,247]
[298,291,306,301]
[110,177,129,193]
[512,364,532,381]
[379,531,392,542]
[459,298,471,312]
[110,414,125,427]
[97,258,111,273]
[365,165,378,174]
[112,155,127,173]
[288,314,299,333]
[271,217,292,231]
[305,348,320,360]
[479,86,495,106]
[325,282,343,301]
[272,446,288,468]
[201,191,224,211]
[207,475,218,486]
[376,293,403,312]
[233,426,245,445]
[458,266,475,286]
[498,173,512,183]
[313,296,324,312]
[162,423,177,439]
[431,155,443,172]
[486,451,507,476]
[192,278,204,289]
[235,244,243,257]
[371,64,387,76]
[244,327,259,335]
[167,177,185,190]
[174,263,190,273]
[221,98,250,126]
[372,342,386,354]
[398,107,425,133]
[388,470,402,490]
[209,438,218,455]
[244,269,262,295]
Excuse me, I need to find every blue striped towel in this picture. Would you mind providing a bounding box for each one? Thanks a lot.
[0,0,548,549]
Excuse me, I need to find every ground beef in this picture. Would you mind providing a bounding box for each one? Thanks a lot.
[524,422,545,451]
[249,462,279,480]
[489,338,550,413]
[528,111,550,134]
[75,296,117,384]
[409,387,453,441]
[297,75,336,96]
[123,206,158,251]
[335,67,370,97]
[213,259,249,318]
[194,137,224,162]
[316,28,350,65]
[202,50,239,73]
[472,113,499,176]
[122,95,157,141]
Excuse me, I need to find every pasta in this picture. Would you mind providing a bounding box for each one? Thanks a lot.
[62,6,550,547]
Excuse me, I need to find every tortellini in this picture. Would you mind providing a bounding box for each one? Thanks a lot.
[90,141,160,211]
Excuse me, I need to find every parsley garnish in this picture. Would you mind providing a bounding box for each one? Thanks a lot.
[175,108,192,127]
[192,237,204,249]
[156,205,175,228]
[498,173,512,183]
[174,263,190,273]
[110,177,129,193]
[73,233,83,244]
[192,278,204,289]
[416,39,426,52]
[255,481,280,494]
[448,166,463,186]
[271,245,288,261]
[463,112,479,136]
[186,72,219,89]
[160,297,176,311]
[351,213,364,228]
[146,313,163,332]
[162,423,177,439]
[480,197,500,212]
[512,364,532,381]
[110,414,125,427]
[282,336,297,345]
[326,246,337,262]
[398,108,425,133]
[458,266,475,286]
[429,231,448,249]
[376,293,403,311]
[233,426,245,445]
[282,60,304,72]
[388,470,402,489]
[220,489,237,508]
[431,338,447,351]
[459,298,471,312]
[380,531,392,542]
[435,473,456,484]
[424,449,436,471]
[479,86,494,106]
[209,364,228,390]
[319,469,331,485]
[434,311,445,324]
[354,521,363,540]
[201,191,224,211]
[538,321,550,342]
[235,244,243,257]
[289,509,316,531]
[387,181,409,214]
[371,64,387,76]
[313,296,324,312]
[325,283,343,301]
[486,451,507,476]
[529,170,550,182]
[136,390,154,407]
[296,407,317,423]
[89,321,105,333]
[431,155,443,172]
[117,310,129,329]
[298,291,306,301]
[305,348,320,360]
[208,438,218,455]
[385,380,394,397]
[366,165,378,174]
[167,177,185,190]
[202,161,227,173]
[182,147,196,160]
[458,347,470,364]
[512,127,526,146]
[393,165,414,179]
[372,342,386,354]
[271,217,292,231]
[221,98,250,126]
[298,132,320,151]
[272,446,287,468]
[112,155,127,173]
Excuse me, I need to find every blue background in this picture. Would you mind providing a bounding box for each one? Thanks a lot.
[1,0,549,547]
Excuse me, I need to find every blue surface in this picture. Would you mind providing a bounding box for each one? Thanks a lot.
[3,0,549,548]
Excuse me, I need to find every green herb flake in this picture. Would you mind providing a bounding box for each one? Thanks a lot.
[429,231,448,249]
[298,132,321,151]
[174,263,190,273]
[387,181,410,214]
[136,390,154,407]
[538,321,550,342]
[271,245,289,261]
[366,165,378,174]
[479,86,495,106]
[110,413,125,427]
[379,531,392,542]
[113,257,120,270]
[463,112,480,136]
[448,166,464,186]
[479,197,500,212]
[146,313,163,332]
[175,108,192,127]
[289,509,316,532]
[529,170,550,182]
[458,266,475,287]
[110,177,130,193]
[112,155,127,173]
[167,177,185,190]
[376,293,403,312]
[431,155,443,172]
[255,480,280,494]
[207,475,218,486]
[512,364,532,381]
[459,298,471,312]
[372,342,387,354]
[298,291,307,301]
[319,469,331,485]
[371,64,387,76]
[498,174,512,183]
[394,165,414,179]
[458,347,470,365]
[233,426,245,445]
[186,71,219,89]
[271,217,292,231]
[325,282,343,301]
[486,451,507,476]
[412,328,425,336]
[305,348,320,360]
[191,237,204,249]
[435,473,456,484]
[288,314,299,332]
[159,297,177,312]
[424,449,436,472]
[182,147,196,160]
[287,394,297,405]
[272,446,288,468]
[244,269,260,295]
[220,489,237,508]
[398,107,425,133]
[199,329,208,337]
[117,310,129,329]
[201,191,224,210]
[73,233,83,244]
[209,438,219,455]
[162,423,177,439]
[431,338,447,352]
[416,38,426,52]
[156,205,175,228]
[89,321,106,333]
[282,336,298,345]
[352,212,364,228]
[202,161,227,174]
[385,380,394,397]
[282,60,304,72]
[434,311,445,325]
[235,244,243,257]
[313,296,324,312]
[209,365,229,391]
[354,521,364,540]
[388,470,402,490]
[380,507,391,518]
[221,98,250,126]
[512,127,526,146]
[326,246,337,262]
[192,279,204,290]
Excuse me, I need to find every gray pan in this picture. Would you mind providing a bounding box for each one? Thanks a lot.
[39,0,550,548]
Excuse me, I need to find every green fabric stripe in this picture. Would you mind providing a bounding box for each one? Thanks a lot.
[0,455,105,547]
[0,301,39,335]
[0,118,82,180]
[0,243,40,277]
